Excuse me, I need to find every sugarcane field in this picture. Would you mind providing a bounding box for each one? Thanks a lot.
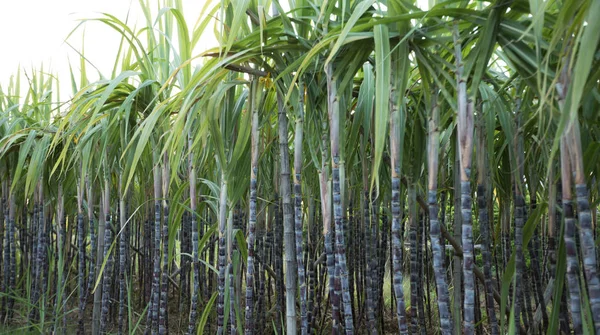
[0,0,599,334]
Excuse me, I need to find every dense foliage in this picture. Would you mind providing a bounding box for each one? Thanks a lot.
[0,0,599,334]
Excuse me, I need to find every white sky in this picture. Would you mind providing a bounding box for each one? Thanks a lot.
[0,0,213,99]
[0,0,431,101]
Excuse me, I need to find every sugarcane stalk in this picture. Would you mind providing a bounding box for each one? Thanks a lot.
[569,120,600,334]
[556,54,583,334]
[319,127,338,334]
[55,183,66,333]
[416,215,426,335]
[28,185,38,324]
[244,79,259,335]
[188,134,200,335]
[179,203,190,323]
[361,138,377,334]
[273,192,284,335]
[427,92,452,334]
[295,80,308,335]
[39,181,48,330]
[528,188,547,331]
[118,175,127,334]
[326,61,354,334]
[476,120,497,335]
[561,136,583,334]
[390,74,409,335]
[307,197,317,333]
[6,187,15,323]
[217,177,228,335]
[87,176,97,300]
[100,178,113,335]
[2,182,9,322]
[0,181,4,321]
[152,163,162,334]
[408,183,419,334]
[159,154,170,335]
[77,175,86,334]
[92,182,104,335]
[512,94,525,330]
[276,91,298,335]
[377,207,388,330]
[257,235,266,334]
[229,254,236,335]
[454,23,475,333]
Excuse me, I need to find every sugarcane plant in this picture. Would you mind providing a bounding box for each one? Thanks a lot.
[0,0,599,334]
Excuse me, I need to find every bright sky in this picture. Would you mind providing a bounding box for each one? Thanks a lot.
[0,1,432,101]
[0,0,212,99]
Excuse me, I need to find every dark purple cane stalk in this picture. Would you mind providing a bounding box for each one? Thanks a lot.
[217,178,227,335]
[427,94,452,334]
[244,81,259,335]
[294,81,308,335]
[118,176,128,334]
[455,23,475,332]
[77,176,86,334]
[390,74,409,335]
[326,61,354,334]
[152,165,162,334]
[188,135,200,335]
[561,137,583,333]
[159,156,170,335]
[100,182,114,335]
